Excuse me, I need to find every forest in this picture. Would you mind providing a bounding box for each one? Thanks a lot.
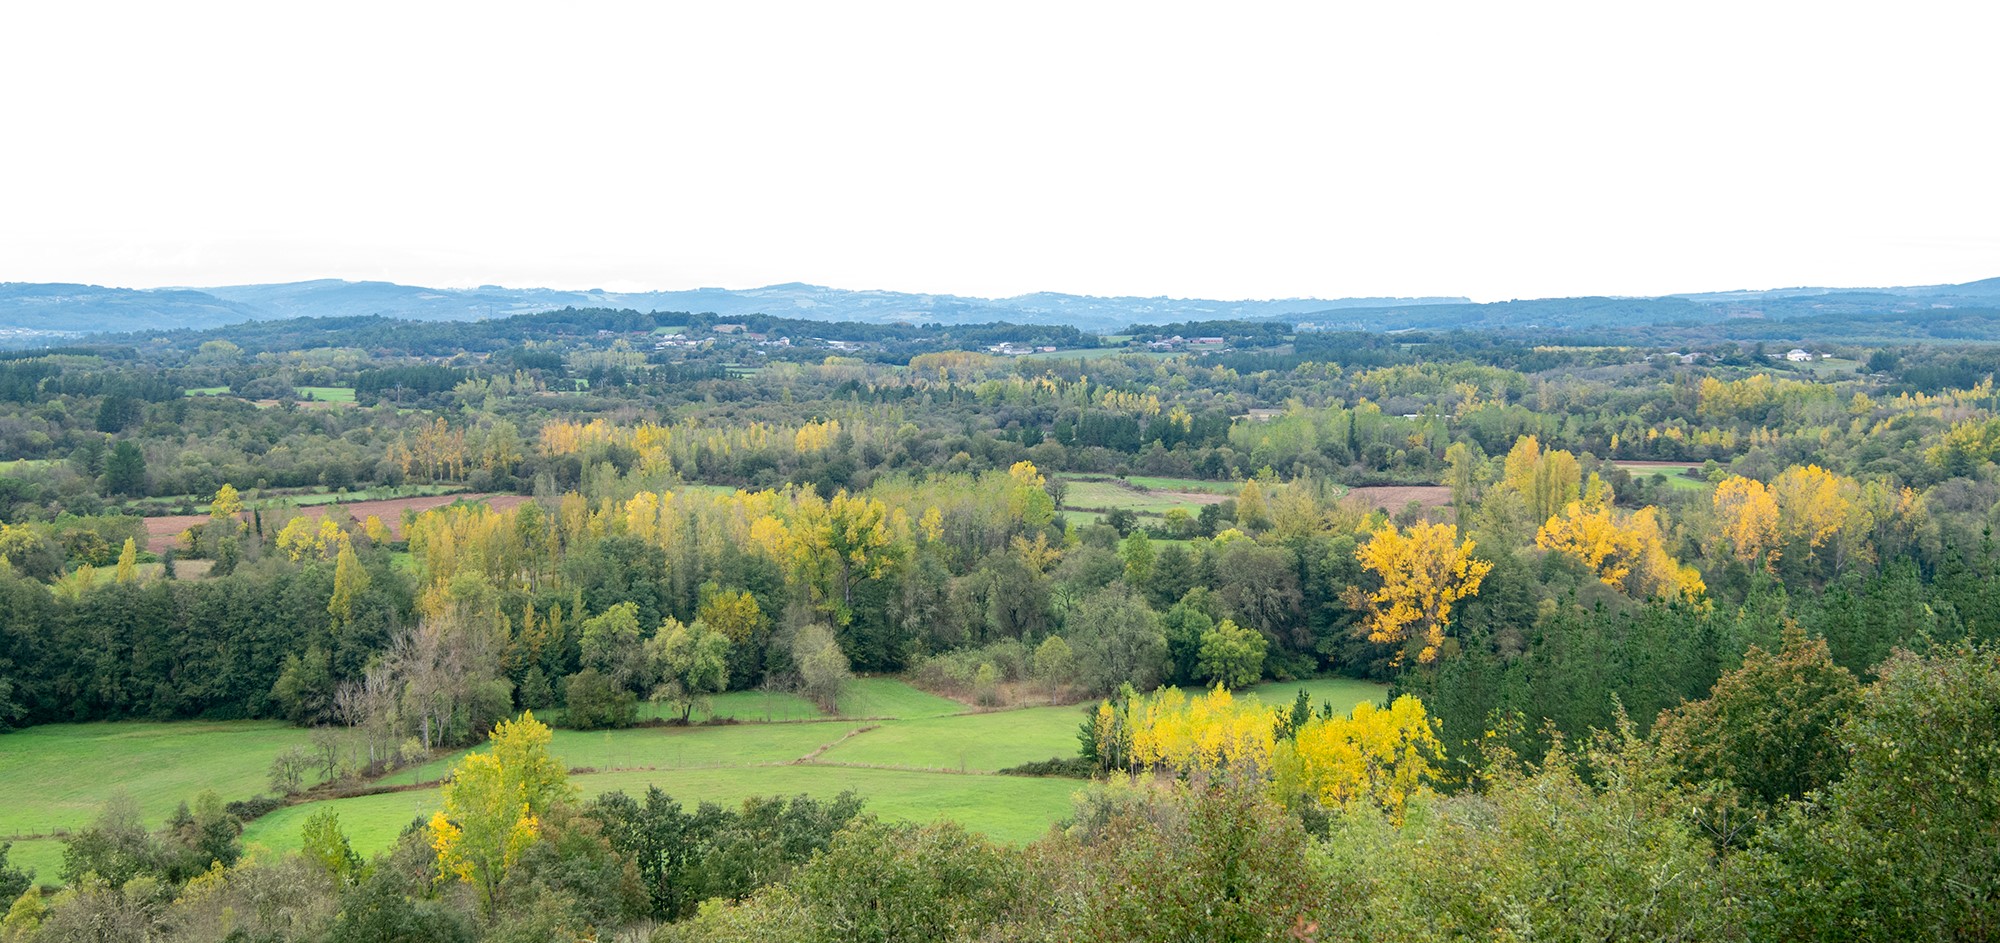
[0,308,1996,941]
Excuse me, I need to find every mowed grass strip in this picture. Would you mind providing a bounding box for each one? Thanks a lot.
[815,706,1084,773]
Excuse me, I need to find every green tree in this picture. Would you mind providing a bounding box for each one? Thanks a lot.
[299,809,362,883]
[563,668,637,730]
[1067,589,1169,696]
[579,602,643,689]
[648,618,732,723]
[1750,644,2000,939]
[1654,626,1860,816]
[1196,618,1266,689]
[793,624,852,713]
[0,843,31,906]
[1032,635,1075,703]
[103,441,147,497]
[1119,529,1154,585]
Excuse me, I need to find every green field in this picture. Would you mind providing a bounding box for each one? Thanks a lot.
[242,764,1081,855]
[183,386,231,396]
[294,386,357,403]
[243,680,1079,859]
[0,677,1385,885]
[1243,677,1388,714]
[1614,463,1711,492]
[1062,479,1213,516]
[816,706,1084,772]
[0,459,56,475]
[1018,347,1168,361]
[1118,476,1242,494]
[0,720,313,884]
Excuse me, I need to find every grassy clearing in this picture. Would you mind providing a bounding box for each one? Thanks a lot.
[1062,480,1210,516]
[835,677,967,719]
[636,689,826,724]
[294,386,357,403]
[0,720,312,880]
[1119,476,1241,494]
[6,680,1063,885]
[0,459,56,475]
[0,721,310,840]
[1018,347,1167,361]
[242,763,1080,857]
[1242,677,1389,714]
[182,386,231,396]
[395,721,859,785]
[1614,463,1711,492]
[816,706,1083,773]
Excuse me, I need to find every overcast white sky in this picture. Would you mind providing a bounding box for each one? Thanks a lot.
[1,2,1994,302]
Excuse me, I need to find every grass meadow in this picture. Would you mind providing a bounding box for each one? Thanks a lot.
[3,676,1387,885]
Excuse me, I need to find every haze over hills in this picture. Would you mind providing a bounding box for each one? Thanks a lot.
[0,276,1996,342]
[0,280,1465,338]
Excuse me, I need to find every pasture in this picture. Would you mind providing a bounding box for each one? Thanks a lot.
[3,676,1387,885]
[1059,475,1239,521]
[294,386,357,403]
[0,720,313,884]
[1614,461,1711,492]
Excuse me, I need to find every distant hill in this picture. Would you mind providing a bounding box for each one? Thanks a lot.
[0,279,1463,337]
[0,275,1994,340]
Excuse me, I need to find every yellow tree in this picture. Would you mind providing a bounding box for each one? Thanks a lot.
[1714,475,1780,568]
[1350,522,1493,665]
[429,712,573,915]
[1537,502,1704,601]
[210,483,244,521]
[329,539,371,625]
[1235,478,1272,531]
[1501,435,1581,524]
[1770,464,1861,564]
[783,489,903,625]
[1272,694,1442,821]
[695,587,766,644]
[114,537,138,584]
[1004,461,1056,528]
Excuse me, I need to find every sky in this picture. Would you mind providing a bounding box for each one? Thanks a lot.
[1,2,1995,303]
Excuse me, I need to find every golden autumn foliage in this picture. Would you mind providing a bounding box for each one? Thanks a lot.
[1350,522,1492,665]
[1769,464,1860,560]
[1119,686,1279,778]
[1714,475,1781,568]
[275,515,347,562]
[209,483,244,521]
[1501,435,1581,524]
[1091,686,1444,820]
[1536,501,1704,602]
[1271,694,1442,820]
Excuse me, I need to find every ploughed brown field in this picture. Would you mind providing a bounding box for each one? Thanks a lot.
[142,493,529,553]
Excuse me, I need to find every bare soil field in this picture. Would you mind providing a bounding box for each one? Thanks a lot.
[143,493,528,552]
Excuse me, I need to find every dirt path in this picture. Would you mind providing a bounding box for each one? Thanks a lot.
[143,492,529,553]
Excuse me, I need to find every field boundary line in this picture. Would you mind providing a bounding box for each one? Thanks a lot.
[789,725,879,764]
